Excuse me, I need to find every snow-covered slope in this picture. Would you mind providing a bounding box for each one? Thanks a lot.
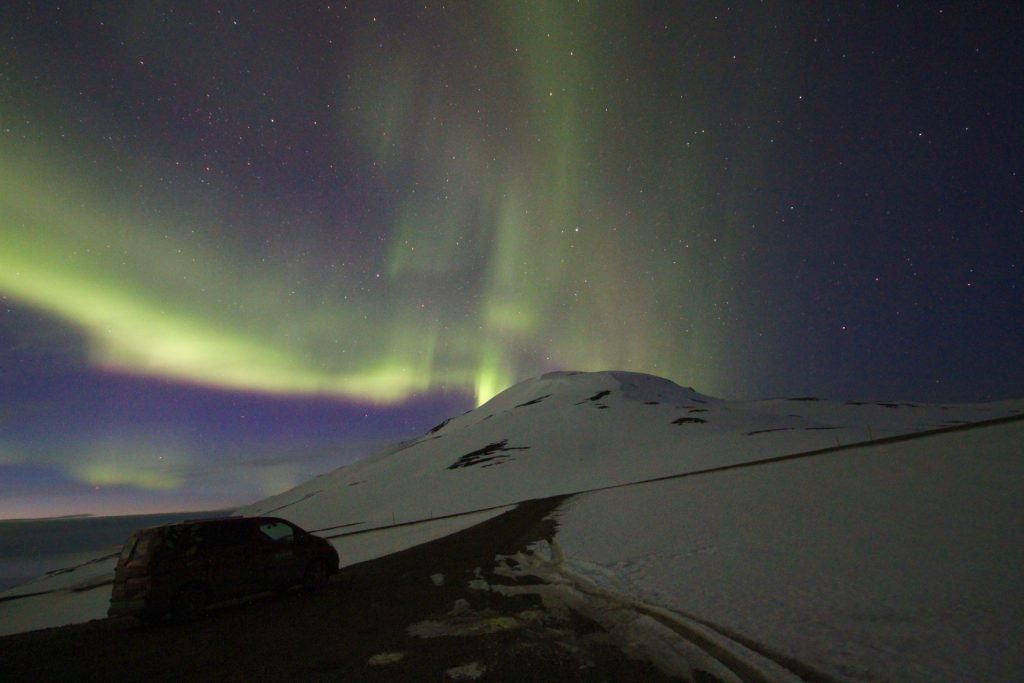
[551,417,1024,682]
[2,370,1022,680]
[241,370,1020,535]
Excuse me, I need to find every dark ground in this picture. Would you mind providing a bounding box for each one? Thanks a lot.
[0,497,690,682]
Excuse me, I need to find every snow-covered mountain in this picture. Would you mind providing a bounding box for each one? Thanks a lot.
[2,371,1022,681]
[241,370,1019,534]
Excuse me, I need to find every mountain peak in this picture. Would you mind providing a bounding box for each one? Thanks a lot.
[476,370,709,415]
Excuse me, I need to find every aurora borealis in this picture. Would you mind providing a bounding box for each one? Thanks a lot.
[2,3,1022,517]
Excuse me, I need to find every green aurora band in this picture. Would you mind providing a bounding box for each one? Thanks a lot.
[1,3,740,406]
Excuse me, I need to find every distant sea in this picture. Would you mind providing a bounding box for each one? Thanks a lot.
[0,510,227,592]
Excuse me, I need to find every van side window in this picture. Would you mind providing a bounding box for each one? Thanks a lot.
[199,523,245,550]
[165,525,203,557]
[258,521,294,543]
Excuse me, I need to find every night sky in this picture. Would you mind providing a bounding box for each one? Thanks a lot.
[2,2,1021,518]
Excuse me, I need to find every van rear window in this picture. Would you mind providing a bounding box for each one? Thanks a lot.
[119,535,138,561]
[120,533,157,561]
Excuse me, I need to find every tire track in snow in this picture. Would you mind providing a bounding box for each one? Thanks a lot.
[490,539,841,683]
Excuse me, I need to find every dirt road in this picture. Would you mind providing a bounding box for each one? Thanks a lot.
[0,496,685,682]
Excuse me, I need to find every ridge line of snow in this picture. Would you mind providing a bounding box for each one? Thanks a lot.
[565,410,1024,498]
[312,502,517,538]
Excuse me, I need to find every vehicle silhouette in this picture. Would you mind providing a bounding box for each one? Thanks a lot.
[108,516,339,622]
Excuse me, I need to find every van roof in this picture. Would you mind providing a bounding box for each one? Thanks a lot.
[138,515,286,534]
[181,515,246,524]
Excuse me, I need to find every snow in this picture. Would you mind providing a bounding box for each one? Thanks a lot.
[0,582,116,637]
[2,370,1022,680]
[367,651,406,666]
[0,550,112,593]
[552,418,1024,682]
[0,553,117,637]
[445,661,487,680]
[238,371,1017,533]
[483,541,805,682]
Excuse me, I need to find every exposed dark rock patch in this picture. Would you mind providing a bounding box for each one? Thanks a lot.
[688,408,708,413]
[747,428,794,435]
[788,397,821,402]
[644,401,660,405]
[448,440,531,469]
[427,418,452,434]
[576,390,611,405]
[672,417,707,425]
[847,401,920,409]
[515,395,552,408]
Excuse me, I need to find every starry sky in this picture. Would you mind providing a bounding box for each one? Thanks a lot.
[1,2,1021,518]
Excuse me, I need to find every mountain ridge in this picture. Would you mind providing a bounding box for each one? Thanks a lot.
[239,370,1022,532]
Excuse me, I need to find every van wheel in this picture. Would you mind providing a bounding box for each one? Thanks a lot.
[303,560,329,591]
[171,585,208,622]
